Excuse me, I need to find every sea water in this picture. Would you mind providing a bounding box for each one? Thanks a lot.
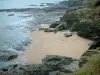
[0,0,64,9]
[0,0,65,51]
[0,0,65,67]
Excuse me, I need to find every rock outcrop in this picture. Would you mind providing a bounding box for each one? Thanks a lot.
[0,64,50,75]
[42,55,79,73]
[0,55,79,75]
[0,50,18,61]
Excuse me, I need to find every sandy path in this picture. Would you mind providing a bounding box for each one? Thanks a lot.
[26,30,92,64]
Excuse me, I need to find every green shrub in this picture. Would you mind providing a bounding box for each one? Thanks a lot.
[76,54,100,75]
[85,0,100,8]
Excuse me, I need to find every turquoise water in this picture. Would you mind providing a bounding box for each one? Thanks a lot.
[0,0,64,9]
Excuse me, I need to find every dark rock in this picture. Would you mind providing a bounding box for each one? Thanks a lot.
[89,41,100,49]
[0,55,79,75]
[77,31,99,41]
[1,64,18,72]
[1,69,8,72]
[8,14,14,16]
[39,24,49,30]
[40,4,45,6]
[0,64,50,75]
[42,55,78,72]
[0,50,18,61]
[29,5,37,6]
[49,21,60,28]
[49,71,60,75]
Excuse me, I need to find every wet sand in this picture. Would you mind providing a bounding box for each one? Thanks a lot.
[26,30,92,64]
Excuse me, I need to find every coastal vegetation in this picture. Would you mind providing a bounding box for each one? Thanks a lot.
[48,0,100,74]
[76,53,100,75]
[50,0,100,40]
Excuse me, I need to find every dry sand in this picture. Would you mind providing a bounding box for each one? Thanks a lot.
[26,30,92,64]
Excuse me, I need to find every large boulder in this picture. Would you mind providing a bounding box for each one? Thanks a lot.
[39,24,49,30]
[64,32,72,37]
[42,55,79,72]
[0,50,18,61]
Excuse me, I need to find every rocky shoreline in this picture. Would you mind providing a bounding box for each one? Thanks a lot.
[0,7,67,12]
[0,55,79,75]
[0,0,100,75]
[0,24,97,75]
[0,3,67,70]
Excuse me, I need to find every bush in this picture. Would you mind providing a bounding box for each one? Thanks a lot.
[75,54,100,75]
[86,0,100,8]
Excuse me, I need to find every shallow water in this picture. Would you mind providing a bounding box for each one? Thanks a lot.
[0,0,65,51]
[0,12,34,51]
[0,0,66,67]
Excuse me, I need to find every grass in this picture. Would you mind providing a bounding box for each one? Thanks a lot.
[75,53,100,75]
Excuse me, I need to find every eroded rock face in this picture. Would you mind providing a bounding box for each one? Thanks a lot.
[0,50,18,61]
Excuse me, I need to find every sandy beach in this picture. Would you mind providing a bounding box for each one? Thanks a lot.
[26,30,92,64]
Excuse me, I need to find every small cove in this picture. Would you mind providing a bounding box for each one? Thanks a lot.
[27,30,92,64]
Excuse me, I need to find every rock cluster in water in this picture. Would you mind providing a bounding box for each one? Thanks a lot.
[0,50,18,61]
